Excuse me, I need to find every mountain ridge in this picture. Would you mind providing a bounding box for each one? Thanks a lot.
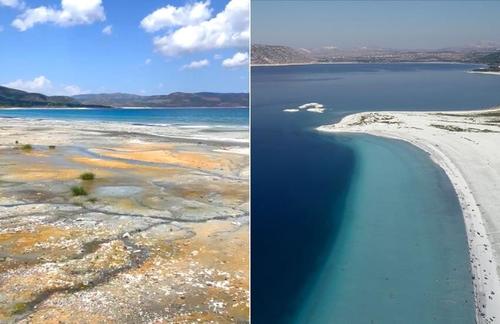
[0,86,248,108]
[0,85,90,108]
[73,92,249,107]
[251,44,500,65]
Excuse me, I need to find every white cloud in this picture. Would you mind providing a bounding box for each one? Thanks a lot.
[182,59,209,70]
[3,76,82,95]
[222,51,248,68]
[62,84,82,95]
[102,24,112,35]
[4,76,53,93]
[12,0,105,31]
[145,58,152,65]
[144,0,249,57]
[141,1,211,33]
[0,0,22,8]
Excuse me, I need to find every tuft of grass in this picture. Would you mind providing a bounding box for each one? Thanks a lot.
[79,172,95,180]
[87,197,97,203]
[21,144,33,151]
[71,186,87,196]
[11,302,27,315]
[48,145,56,149]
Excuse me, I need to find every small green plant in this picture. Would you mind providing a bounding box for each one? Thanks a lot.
[48,145,56,149]
[21,144,33,151]
[87,198,97,203]
[11,302,27,315]
[79,172,95,180]
[71,186,87,196]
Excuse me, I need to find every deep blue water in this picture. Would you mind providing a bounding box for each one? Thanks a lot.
[0,107,249,126]
[251,63,500,323]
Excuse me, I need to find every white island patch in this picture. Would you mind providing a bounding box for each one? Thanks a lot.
[306,107,325,113]
[283,102,326,113]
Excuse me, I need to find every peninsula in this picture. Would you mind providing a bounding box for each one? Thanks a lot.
[318,108,500,323]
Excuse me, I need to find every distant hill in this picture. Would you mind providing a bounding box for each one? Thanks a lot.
[251,44,314,65]
[0,86,248,108]
[472,51,500,65]
[0,86,89,108]
[73,92,249,108]
[252,44,500,65]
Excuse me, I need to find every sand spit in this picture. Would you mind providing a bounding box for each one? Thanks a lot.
[469,71,500,76]
[319,108,500,323]
[0,118,249,323]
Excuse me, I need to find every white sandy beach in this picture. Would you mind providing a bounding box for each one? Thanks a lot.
[318,108,500,323]
[469,71,500,76]
[469,71,500,75]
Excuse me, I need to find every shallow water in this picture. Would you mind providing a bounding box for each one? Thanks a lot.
[251,63,500,323]
[95,186,144,198]
[0,107,249,127]
[294,135,474,323]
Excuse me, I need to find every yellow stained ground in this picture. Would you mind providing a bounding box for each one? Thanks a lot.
[0,139,248,323]
[93,146,235,171]
[0,226,84,255]
[6,222,249,323]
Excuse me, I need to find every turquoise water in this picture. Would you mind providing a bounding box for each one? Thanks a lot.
[295,135,474,323]
[252,63,500,323]
[0,107,249,126]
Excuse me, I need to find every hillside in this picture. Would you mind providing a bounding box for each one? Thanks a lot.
[0,86,86,108]
[0,86,248,108]
[252,44,500,65]
[73,92,249,108]
[251,44,314,65]
[473,51,500,65]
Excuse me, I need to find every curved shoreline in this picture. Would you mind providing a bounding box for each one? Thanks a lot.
[468,71,500,76]
[318,109,500,323]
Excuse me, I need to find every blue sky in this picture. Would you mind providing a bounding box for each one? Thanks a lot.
[0,0,249,95]
[252,1,500,50]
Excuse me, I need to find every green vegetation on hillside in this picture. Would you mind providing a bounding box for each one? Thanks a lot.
[0,85,248,108]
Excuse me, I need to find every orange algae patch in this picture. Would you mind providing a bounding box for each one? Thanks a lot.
[185,221,249,286]
[71,157,143,170]
[4,166,83,182]
[0,225,83,254]
[70,157,177,176]
[124,221,249,321]
[187,221,249,318]
[93,148,233,171]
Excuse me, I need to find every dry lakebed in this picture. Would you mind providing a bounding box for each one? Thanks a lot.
[0,117,249,323]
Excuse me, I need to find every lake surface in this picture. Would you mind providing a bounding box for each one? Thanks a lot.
[0,107,249,127]
[251,63,500,323]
